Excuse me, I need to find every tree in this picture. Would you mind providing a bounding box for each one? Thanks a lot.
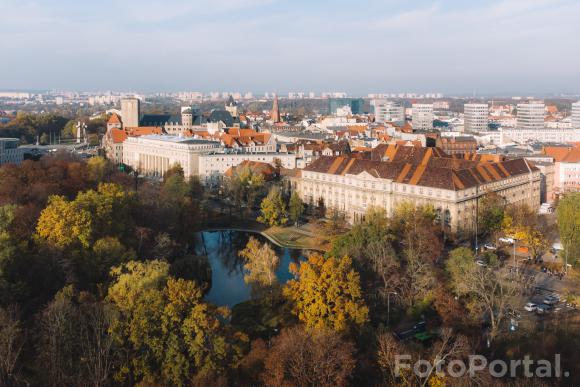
[36,195,93,249]
[239,237,279,296]
[0,306,24,386]
[557,193,580,266]
[257,186,288,227]
[262,326,356,387]
[283,254,368,331]
[107,261,247,386]
[446,247,521,341]
[226,166,265,217]
[288,192,304,226]
[478,192,505,237]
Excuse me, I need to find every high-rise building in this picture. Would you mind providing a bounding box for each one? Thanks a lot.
[271,95,281,123]
[572,101,580,129]
[464,103,488,132]
[373,100,405,123]
[517,102,545,130]
[121,98,140,128]
[412,103,433,130]
[328,98,364,115]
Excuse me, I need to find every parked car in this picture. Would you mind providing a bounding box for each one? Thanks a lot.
[483,243,497,250]
[475,260,487,267]
[536,304,552,314]
[524,302,537,312]
[499,237,515,244]
[543,295,560,305]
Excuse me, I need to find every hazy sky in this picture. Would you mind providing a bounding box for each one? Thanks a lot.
[1,0,579,95]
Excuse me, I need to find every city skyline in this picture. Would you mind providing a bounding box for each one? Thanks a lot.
[1,0,579,94]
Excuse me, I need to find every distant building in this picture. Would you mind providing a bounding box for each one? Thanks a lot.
[328,98,364,115]
[572,101,580,129]
[120,98,140,128]
[412,103,433,130]
[517,102,545,130]
[464,103,488,132]
[373,100,405,123]
[435,136,478,155]
[225,95,238,117]
[0,138,23,165]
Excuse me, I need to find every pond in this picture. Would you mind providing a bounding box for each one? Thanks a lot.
[192,230,306,308]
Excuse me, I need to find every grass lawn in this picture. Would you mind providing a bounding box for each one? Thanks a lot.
[264,225,330,251]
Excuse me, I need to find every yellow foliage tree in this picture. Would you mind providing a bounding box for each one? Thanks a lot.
[283,254,368,331]
[36,195,93,248]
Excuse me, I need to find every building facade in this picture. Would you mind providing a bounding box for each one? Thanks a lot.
[199,153,296,184]
[412,103,433,130]
[122,135,221,178]
[572,101,580,129]
[517,102,545,131]
[293,146,540,233]
[373,100,405,123]
[464,103,488,132]
[0,138,24,165]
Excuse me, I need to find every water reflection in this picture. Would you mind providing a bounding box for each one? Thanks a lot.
[193,230,305,307]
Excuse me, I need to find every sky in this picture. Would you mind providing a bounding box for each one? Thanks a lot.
[0,0,579,95]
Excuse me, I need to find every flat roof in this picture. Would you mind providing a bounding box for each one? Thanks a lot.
[138,135,220,145]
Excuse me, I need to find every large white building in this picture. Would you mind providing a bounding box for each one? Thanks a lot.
[412,103,433,130]
[122,134,296,182]
[122,135,221,178]
[501,127,580,144]
[0,138,24,165]
[517,102,545,130]
[464,103,488,132]
[199,153,296,184]
[572,101,580,129]
[372,100,405,123]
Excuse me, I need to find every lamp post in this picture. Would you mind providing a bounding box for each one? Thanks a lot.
[387,291,398,326]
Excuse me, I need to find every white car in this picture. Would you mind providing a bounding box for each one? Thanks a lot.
[499,237,515,244]
[483,243,497,250]
[524,302,537,312]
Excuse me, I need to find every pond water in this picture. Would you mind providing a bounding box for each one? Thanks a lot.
[192,230,306,308]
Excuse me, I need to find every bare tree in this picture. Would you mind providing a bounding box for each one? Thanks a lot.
[0,306,25,386]
[79,301,117,387]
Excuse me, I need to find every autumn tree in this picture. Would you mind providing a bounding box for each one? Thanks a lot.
[239,237,279,297]
[283,254,368,331]
[557,193,580,266]
[262,326,356,387]
[226,166,265,217]
[257,186,288,227]
[288,191,304,226]
[36,195,93,249]
[446,247,522,341]
[107,260,247,386]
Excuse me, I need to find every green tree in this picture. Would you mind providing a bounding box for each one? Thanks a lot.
[284,254,368,331]
[478,192,505,237]
[557,193,580,266]
[288,191,304,226]
[257,186,288,227]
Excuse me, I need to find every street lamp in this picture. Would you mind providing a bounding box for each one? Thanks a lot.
[387,291,398,326]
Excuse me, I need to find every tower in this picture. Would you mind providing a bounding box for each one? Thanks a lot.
[121,98,140,128]
[181,106,193,128]
[271,94,281,123]
[225,95,238,117]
